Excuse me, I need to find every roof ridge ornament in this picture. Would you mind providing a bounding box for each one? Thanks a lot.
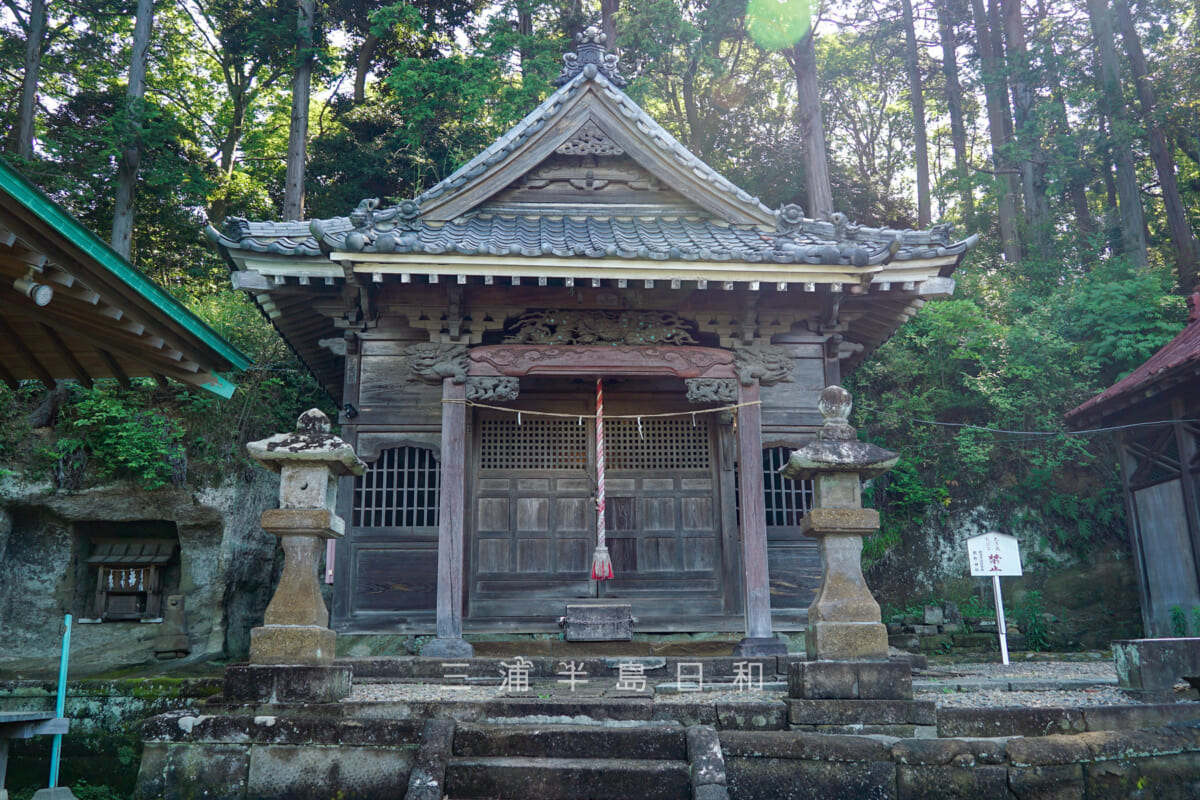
[555,26,627,87]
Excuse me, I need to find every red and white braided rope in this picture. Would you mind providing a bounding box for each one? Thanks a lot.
[595,377,605,552]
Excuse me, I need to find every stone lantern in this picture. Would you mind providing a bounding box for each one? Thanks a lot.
[779,387,931,733]
[781,385,897,662]
[224,408,365,703]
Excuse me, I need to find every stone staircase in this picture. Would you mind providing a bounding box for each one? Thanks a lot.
[410,718,728,800]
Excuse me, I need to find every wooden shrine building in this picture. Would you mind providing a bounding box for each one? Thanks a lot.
[1067,291,1200,637]
[210,30,976,655]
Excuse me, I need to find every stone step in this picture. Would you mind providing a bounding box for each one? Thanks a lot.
[454,721,686,760]
[445,755,692,800]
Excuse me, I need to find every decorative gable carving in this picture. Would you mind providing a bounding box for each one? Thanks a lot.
[556,120,624,156]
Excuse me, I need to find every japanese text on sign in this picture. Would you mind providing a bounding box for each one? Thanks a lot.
[965,532,1023,577]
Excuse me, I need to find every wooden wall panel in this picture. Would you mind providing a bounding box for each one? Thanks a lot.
[1134,480,1200,635]
[768,541,821,612]
[760,353,827,433]
[351,545,437,613]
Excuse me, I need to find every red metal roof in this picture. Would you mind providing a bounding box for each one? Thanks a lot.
[1067,292,1200,424]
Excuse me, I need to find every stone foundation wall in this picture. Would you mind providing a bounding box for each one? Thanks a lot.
[0,678,221,797]
[131,710,1200,800]
[721,727,1200,799]
[0,471,279,677]
[136,714,422,800]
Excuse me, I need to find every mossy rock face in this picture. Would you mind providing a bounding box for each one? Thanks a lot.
[1040,558,1142,647]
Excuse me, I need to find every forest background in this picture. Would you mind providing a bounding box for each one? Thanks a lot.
[1,0,1198,630]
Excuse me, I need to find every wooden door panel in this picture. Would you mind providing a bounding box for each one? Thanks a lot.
[477,498,509,531]
[683,537,717,571]
[516,497,550,531]
[468,394,729,621]
[517,539,552,572]
[477,538,510,572]
[644,497,675,530]
[556,497,590,530]
[642,537,678,571]
[682,497,714,529]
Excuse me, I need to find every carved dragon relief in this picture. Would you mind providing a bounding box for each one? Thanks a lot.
[732,343,795,386]
[465,376,520,402]
[685,378,738,404]
[503,310,698,346]
[405,342,469,384]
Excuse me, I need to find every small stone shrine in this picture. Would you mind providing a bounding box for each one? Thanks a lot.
[780,386,933,734]
[224,408,366,703]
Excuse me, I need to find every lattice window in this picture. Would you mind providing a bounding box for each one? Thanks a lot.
[763,447,813,526]
[606,418,711,470]
[479,418,588,471]
[354,447,440,528]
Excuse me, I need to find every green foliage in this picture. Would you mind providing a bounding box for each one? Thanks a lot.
[1015,591,1049,652]
[861,528,900,569]
[850,254,1184,562]
[59,383,186,490]
[1055,259,1187,386]
[1171,605,1189,637]
[957,594,994,620]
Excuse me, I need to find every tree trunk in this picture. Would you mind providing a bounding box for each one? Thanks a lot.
[353,32,379,104]
[16,0,47,159]
[284,0,315,221]
[1086,0,1149,267]
[1001,0,1049,256]
[601,0,618,49]
[787,32,834,218]
[111,0,155,259]
[1113,0,1199,288]
[1036,0,1094,241]
[969,0,1022,260]
[936,0,973,220]
[209,88,249,224]
[901,0,930,227]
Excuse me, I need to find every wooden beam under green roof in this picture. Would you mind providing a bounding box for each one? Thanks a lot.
[0,156,250,396]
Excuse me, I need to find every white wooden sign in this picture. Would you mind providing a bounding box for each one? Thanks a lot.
[966,531,1023,665]
[966,531,1023,577]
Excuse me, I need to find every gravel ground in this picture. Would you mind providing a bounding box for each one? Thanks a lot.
[347,658,1175,709]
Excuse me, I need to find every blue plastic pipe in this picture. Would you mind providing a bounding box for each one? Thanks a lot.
[48,613,71,788]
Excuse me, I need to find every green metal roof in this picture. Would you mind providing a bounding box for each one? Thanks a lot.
[0,156,250,396]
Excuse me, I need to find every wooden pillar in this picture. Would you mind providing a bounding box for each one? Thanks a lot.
[424,378,474,658]
[1115,430,1154,636]
[733,381,786,655]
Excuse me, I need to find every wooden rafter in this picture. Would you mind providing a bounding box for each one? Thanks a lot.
[0,358,19,390]
[40,322,93,388]
[0,206,223,369]
[0,296,200,385]
[96,348,132,389]
[0,314,55,388]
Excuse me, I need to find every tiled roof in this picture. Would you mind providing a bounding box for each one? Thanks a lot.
[1067,294,1200,423]
[211,208,975,268]
[205,28,976,268]
[412,66,775,221]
